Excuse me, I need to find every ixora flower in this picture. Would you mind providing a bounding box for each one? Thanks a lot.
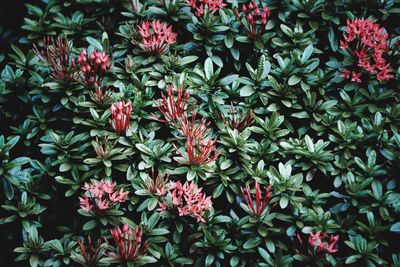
[240,180,272,218]
[153,84,191,123]
[158,181,213,222]
[110,100,132,133]
[107,224,148,262]
[173,137,221,165]
[235,1,270,37]
[135,20,177,55]
[340,18,393,82]
[33,36,76,81]
[178,111,211,140]
[296,231,339,259]
[79,180,128,215]
[72,235,106,266]
[187,0,226,17]
[73,49,111,86]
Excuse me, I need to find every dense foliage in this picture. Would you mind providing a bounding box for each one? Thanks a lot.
[1,0,400,266]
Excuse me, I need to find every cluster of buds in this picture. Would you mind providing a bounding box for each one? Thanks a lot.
[187,0,226,17]
[79,180,128,215]
[222,103,254,132]
[158,181,213,222]
[240,180,272,218]
[93,137,116,158]
[340,18,393,83]
[235,1,270,37]
[74,235,106,266]
[108,224,148,262]
[90,86,113,104]
[33,36,76,81]
[153,84,191,123]
[110,100,132,133]
[174,111,221,165]
[73,49,111,86]
[135,20,177,55]
[144,168,170,196]
[296,231,339,259]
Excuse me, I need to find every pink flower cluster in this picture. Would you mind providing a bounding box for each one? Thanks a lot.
[136,20,177,55]
[174,111,221,165]
[159,181,213,222]
[153,84,191,123]
[79,180,128,215]
[297,231,339,258]
[110,100,132,133]
[73,49,111,86]
[187,0,226,17]
[235,1,270,37]
[340,18,393,82]
[108,224,148,262]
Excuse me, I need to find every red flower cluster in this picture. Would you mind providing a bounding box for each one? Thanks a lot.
[241,180,272,218]
[79,180,128,215]
[33,36,76,81]
[136,20,177,55]
[158,181,213,222]
[108,224,148,262]
[110,100,132,133]
[235,1,270,37]
[340,18,393,82]
[222,103,254,132]
[73,49,111,86]
[187,0,226,17]
[154,84,190,123]
[297,231,339,258]
[174,111,221,165]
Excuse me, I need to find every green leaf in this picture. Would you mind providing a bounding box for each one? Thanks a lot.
[390,222,400,233]
[204,58,214,80]
[83,220,97,231]
[301,44,313,63]
[86,37,103,51]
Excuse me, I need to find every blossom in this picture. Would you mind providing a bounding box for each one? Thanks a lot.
[33,36,76,81]
[222,103,254,132]
[296,231,339,258]
[135,20,177,55]
[110,100,132,133]
[240,180,272,218]
[340,18,393,82]
[74,235,106,266]
[158,181,213,222]
[235,1,270,37]
[174,137,221,165]
[187,0,226,17]
[108,224,148,262]
[73,49,111,86]
[79,180,128,215]
[178,111,210,140]
[145,168,170,196]
[153,84,190,123]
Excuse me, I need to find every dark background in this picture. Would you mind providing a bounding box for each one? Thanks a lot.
[1,2,29,267]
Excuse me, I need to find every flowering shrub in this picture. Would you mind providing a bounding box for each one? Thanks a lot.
[1,1,400,267]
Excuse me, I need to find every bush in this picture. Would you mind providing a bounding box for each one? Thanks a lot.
[1,0,400,266]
